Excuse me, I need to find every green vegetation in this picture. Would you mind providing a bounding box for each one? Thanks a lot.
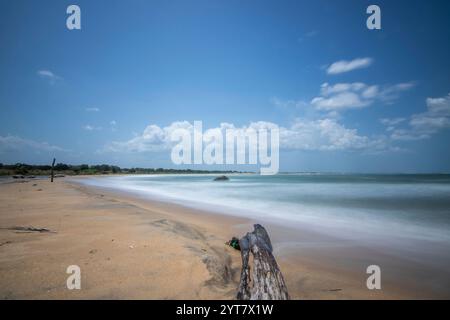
[0,163,242,176]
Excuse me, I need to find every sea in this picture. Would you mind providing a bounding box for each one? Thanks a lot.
[76,173,450,246]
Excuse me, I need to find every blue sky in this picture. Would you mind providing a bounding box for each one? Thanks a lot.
[1,0,450,172]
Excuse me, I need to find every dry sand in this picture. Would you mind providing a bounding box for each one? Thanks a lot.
[0,177,442,299]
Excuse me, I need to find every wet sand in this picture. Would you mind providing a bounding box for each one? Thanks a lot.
[0,177,448,299]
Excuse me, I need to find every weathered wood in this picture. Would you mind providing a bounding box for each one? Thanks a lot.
[50,158,55,182]
[237,224,289,300]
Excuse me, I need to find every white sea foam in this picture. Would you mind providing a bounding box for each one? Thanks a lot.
[74,174,450,247]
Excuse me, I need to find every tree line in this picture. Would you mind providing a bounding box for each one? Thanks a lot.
[0,163,241,176]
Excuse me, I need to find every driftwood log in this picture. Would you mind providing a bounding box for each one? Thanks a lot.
[237,224,289,300]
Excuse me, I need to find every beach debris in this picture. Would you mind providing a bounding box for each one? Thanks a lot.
[89,249,97,254]
[213,175,229,181]
[32,184,38,186]
[5,226,54,233]
[129,245,135,249]
[36,189,43,191]
[237,224,289,300]
[0,241,12,247]
[225,237,241,250]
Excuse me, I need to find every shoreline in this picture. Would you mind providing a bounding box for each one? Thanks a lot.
[0,177,449,299]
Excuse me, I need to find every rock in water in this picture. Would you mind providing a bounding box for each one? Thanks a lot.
[214,175,229,181]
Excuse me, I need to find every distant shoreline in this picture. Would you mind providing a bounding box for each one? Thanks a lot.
[0,162,249,177]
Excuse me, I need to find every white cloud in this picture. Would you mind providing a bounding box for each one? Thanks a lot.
[409,93,450,133]
[326,58,373,75]
[311,82,415,111]
[379,82,416,103]
[271,97,308,109]
[311,82,376,110]
[104,121,192,153]
[86,107,100,112]
[83,125,102,131]
[426,95,450,115]
[312,91,371,110]
[37,70,57,78]
[37,69,61,84]
[280,118,386,151]
[305,30,319,37]
[0,135,66,153]
[389,93,450,140]
[298,30,319,42]
[380,117,406,126]
[103,119,386,154]
[390,129,430,141]
[109,120,117,132]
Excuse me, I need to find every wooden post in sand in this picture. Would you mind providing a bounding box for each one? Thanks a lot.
[51,158,55,182]
[237,224,290,300]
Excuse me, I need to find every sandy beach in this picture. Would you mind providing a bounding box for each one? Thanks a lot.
[0,176,448,299]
